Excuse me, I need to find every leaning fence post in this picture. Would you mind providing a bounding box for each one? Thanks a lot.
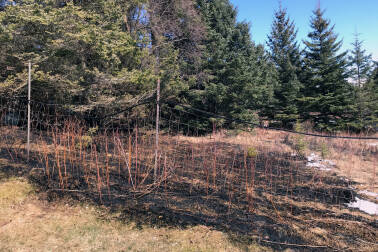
[27,61,31,161]
[154,78,160,181]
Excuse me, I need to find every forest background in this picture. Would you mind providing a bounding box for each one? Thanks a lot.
[0,0,377,133]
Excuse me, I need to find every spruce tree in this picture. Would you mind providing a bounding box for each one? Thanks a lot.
[194,0,237,116]
[348,33,373,88]
[266,4,301,128]
[186,0,275,131]
[348,33,374,131]
[361,63,378,132]
[301,7,353,131]
[0,0,204,125]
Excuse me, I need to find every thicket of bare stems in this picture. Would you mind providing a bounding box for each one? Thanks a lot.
[2,119,376,199]
[0,101,377,251]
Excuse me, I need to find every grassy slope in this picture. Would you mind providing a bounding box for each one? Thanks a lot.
[0,177,271,252]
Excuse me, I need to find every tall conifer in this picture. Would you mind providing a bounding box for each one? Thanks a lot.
[348,33,374,130]
[267,4,301,128]
[361,63,378,131]
[348,33,373,88]
[301,7,353,131]
[188,0,275,129]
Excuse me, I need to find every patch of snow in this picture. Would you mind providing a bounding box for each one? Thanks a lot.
[306,162,332,171]
[307,153,318,162]
[359,190,378,200]
[347,197,378,215]
[306,153,335,171]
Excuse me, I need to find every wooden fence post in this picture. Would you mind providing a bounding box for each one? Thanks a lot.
[154,78,160,181]
[27,61,31,161]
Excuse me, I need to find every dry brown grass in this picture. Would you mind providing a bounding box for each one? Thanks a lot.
[0,177,271,252]
[179,128,377,194]
[324,138,377,192]
[1,123,377,251]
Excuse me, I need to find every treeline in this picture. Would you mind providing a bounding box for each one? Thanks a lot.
[0,0,377,132]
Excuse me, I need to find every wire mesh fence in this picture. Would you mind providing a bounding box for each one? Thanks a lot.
[0,95,377,251]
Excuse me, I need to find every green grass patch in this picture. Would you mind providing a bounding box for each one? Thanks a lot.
[0,178,34,206]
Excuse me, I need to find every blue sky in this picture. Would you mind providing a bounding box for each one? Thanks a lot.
[230,0,378,60]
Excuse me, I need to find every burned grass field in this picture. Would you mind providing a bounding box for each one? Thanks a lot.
[0,122,377,251]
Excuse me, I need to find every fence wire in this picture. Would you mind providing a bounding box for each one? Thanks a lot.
[0,96,377,251]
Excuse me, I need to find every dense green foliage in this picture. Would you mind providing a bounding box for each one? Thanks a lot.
[0,1,377,132]
[1,0,156,113]
[360,63,378,131]
[348,34,376,131]
[301,8,354,131]
[348,33,373,87]
[185,0,275,130]
[0,0,202,122]
[266,5,301,128]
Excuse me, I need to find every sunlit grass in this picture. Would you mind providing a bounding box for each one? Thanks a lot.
[0,178,270,252]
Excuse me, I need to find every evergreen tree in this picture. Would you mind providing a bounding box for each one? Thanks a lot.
[192,0,238,117]
[0,0,204,125]
[372,63,378,83]
[266,4,301,128]
[0,0,154,108]
[186,0,275,131]
[361,63,378,132]
[348,33,373,87]
[301,7,353,131]
[348,33,374,131]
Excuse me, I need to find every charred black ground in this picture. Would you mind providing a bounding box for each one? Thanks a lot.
[1,133,376,251]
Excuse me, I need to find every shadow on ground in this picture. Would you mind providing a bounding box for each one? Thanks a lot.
[0,142,377,252]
